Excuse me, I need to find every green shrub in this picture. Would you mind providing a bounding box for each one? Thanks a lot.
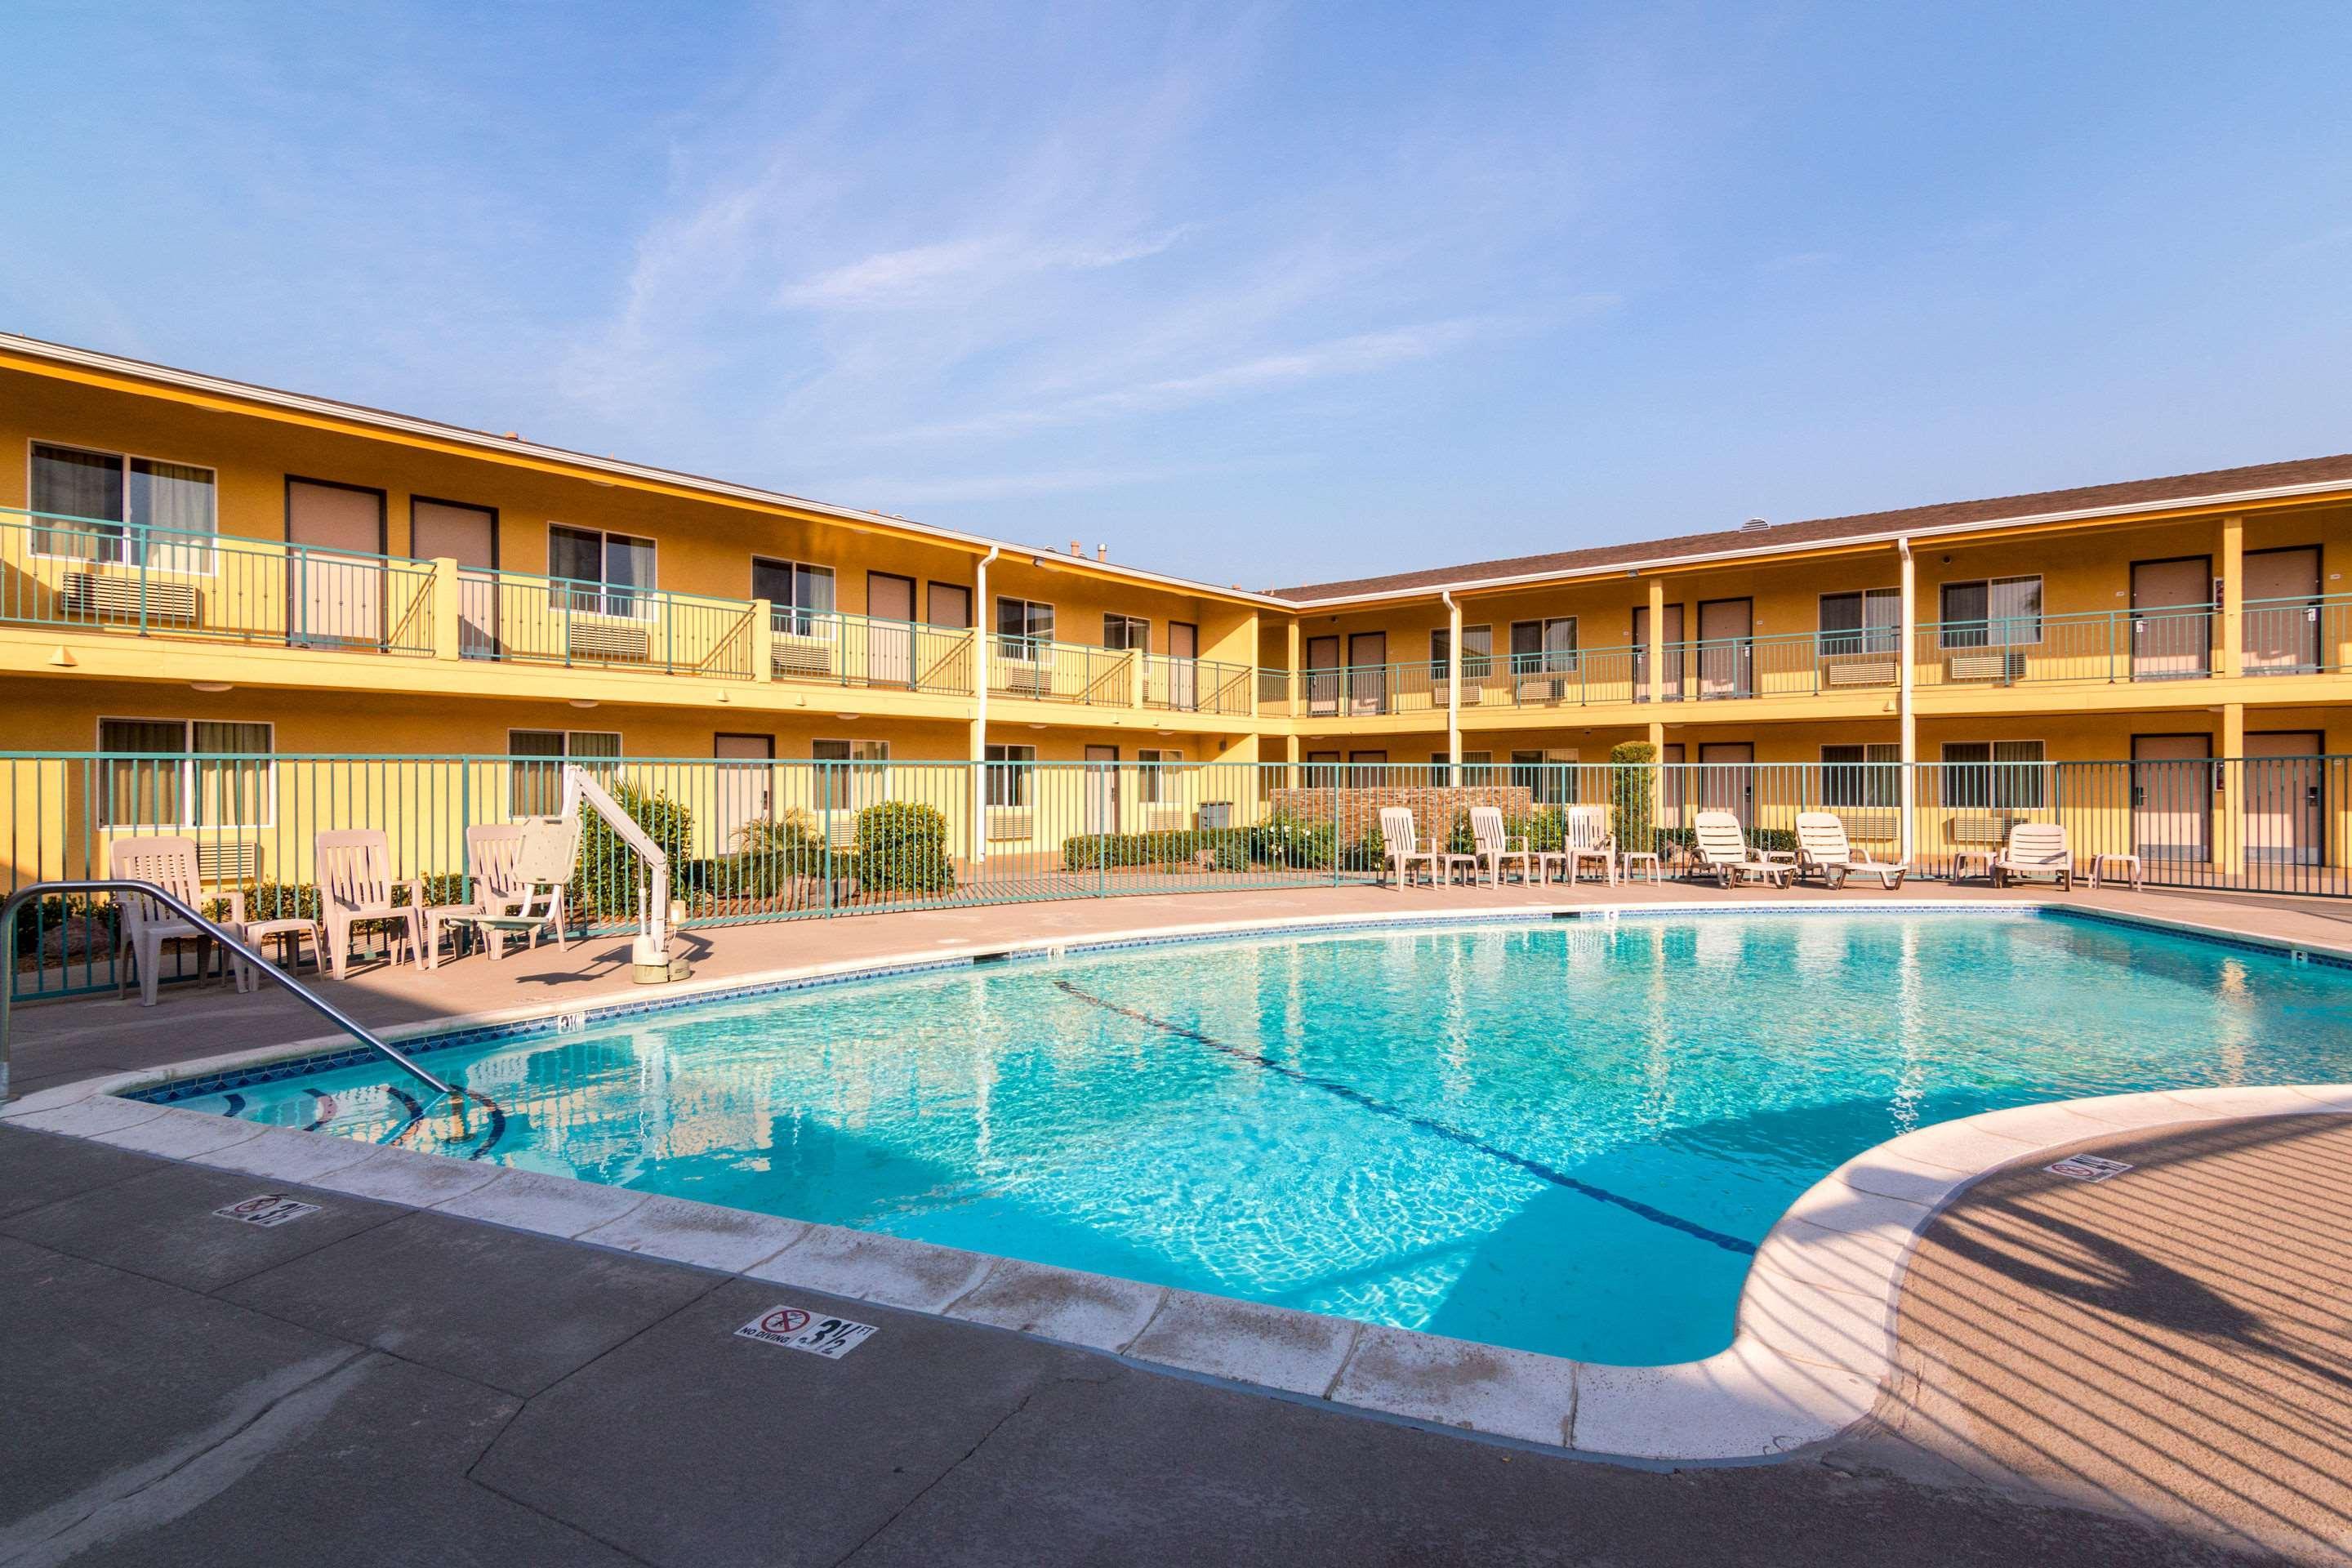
[1446,808,1476,857]
[1521,807,1568,853]
[854,801,955,893]
[1341,828,1389,871]
[1610,741,1657,853]
[1656,824,1796,857]
[1253,813,1334,870]
[579,782,694,920]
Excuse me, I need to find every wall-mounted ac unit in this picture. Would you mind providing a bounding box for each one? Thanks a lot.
[62,572,199,625]
[1945,649,2026,682]
[1824,657,1899,687]
[568,616,650,662]
[1001,658,1052,697]
[771,634,835,678]
[1145,806,1189,832]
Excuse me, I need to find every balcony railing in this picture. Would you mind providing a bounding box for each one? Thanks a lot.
[2,507,437,654]
[986,636,1133,705]
[477,571,761,679]
[769,609,974,695]
[1142,654,1253,715]
[2242,594,2352,676]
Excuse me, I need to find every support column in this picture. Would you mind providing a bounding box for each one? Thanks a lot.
[2219,700,2245,875]
[751,599,774,683]
[430,558,461,662]
[2219,514,2244,679]
[1444,592,1463,769]
[970,548,997,863]
[1898,540,1918,866]
[1646,576,1666,703]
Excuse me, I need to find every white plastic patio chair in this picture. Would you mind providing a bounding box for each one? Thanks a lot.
[1467,806,1535,887]
[1993,822,2076,890]
[434,815,579,964]
[316,829,427,979]
[1377,807,1440,889]
[1559,804,1617,886]
[425,823,523,969]
[1691,810,1793,889]
[1794,812,1907,890]
[109,835,247,1006]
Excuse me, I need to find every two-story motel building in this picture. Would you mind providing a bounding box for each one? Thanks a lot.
[3,331,2350,878]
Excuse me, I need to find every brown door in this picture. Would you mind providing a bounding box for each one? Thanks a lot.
[2131,557,2212,680]
[1084,744,1120,834]
[1348,631,1388,715]
[1633,604,1686,702]
[2244,731,2324,869]
[2132,733,2211,862]
[286,479,385,648]
[866,572,915,686]
[2243,547,2321,675]
[1698,742,1753,827]
[412,498,497,657]
[1696,598,1753,698]
[714,733,775,853]
[1305,635,1342,715]
[1168,621,1199,710]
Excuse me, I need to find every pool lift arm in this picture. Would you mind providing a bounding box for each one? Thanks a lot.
[563,764,692,984]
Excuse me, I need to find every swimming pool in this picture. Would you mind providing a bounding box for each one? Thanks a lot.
[159,909,2352,1365]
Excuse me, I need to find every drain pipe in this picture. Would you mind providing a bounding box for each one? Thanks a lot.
[972,545,1000,863]
[1441,589,1462,771]
[1897,537,1917,866]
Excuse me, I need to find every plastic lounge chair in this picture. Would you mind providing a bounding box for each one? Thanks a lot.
[1377,807,1441,889]
[1691,810,1793,889]
[109,835,247,1006]
[1468,806,1535,887]
[1560,804,1618,886]
[425,823,527,969]
[1993,822,2075,890]
[316,829,428,980]
[1794,812,1908,890]
[430,816,579,964]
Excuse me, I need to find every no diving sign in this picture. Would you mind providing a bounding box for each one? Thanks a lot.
[736,1303,878,1359]
[213,1193,321,1227]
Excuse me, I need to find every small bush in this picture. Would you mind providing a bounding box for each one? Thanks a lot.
[854,801,955,893]
[1253,813,1334,870]
[1610,741,1658,853]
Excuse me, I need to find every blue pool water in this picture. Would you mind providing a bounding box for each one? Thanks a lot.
[174,911,2352,1365]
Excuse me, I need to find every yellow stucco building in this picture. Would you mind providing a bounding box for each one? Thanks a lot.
[3,331,2349,894]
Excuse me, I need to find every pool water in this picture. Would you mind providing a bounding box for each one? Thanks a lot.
[179,911,2352,1365]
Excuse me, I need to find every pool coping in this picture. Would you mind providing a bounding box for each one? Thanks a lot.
[8,896,2351,1465]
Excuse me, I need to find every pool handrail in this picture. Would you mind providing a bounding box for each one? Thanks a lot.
[0,879,455,1103]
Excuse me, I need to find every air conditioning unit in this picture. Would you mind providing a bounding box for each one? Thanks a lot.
[1945,649,2026,683]
[1001,658,1052,697]
[771,633,835,678]
[567,615,650,662]
[62,572,199,625]
[1823,657,1899,688]
[1145,806,1190,832]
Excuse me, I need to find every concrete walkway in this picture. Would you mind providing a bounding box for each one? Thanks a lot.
[0,1120,2312,1568]
[12,877,2352,1099]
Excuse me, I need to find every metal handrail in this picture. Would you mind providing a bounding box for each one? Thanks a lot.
[0,880,454,1102]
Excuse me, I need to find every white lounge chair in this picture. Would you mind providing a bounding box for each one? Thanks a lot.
[1377,806,1441,889]
[1993,822,2075,890]
[316,829,427,979]
[1560,804,1618,885]
[1794,812,1907,890]
[427,817,577,966]
[1691,809,1793,888]
[1467,806,1535,887]
[109,835,247,1006]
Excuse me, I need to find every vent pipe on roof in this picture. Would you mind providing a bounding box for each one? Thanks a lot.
[1069,540,1083,556]
[1742,517,1771,532]
[1096,544,1107,563]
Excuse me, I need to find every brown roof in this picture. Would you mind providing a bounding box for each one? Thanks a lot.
[1267,451,2352,602]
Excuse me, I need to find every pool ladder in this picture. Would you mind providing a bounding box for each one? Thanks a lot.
[0,880,455,1104]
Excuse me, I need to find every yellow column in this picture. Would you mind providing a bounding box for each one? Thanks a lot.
[2219,514,2244,679]
[2219,701,2245,875]
[751,599,774,684]
[1285,620,1302,719]
[1898,540,1917,864]
[1646,576,1666,702]
[430,558,461,662]
[1446,594,1463,768]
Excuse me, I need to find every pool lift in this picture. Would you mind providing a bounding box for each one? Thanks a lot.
[561,764,692,985]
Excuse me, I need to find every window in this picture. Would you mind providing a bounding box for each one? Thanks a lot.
[1348,751,1388,766]
[1430,625,1494,679]
[1509,748,1577,804]
[813,738,889,812]
[1432,750,1494,786]
[1102,613,1149,652]
[1138,746,1183,803]
[549,525,655,617]
[509,729,621,816]
[927,582,971,628]
[33,443,216,564]
[1941,740,2046,809]
[1820,589,1900,654]
[1820,742,1901,807]
[996,596,1054,656]
[1940,577,2042,648]
[1509,617,1577,675]
[984,742,1036,807]
[96,719,273,829]
[752,557,835,634]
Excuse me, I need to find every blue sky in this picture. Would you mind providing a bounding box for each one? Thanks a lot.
[6,2,2350,587]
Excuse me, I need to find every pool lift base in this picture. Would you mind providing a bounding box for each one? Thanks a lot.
[564,764,692,987]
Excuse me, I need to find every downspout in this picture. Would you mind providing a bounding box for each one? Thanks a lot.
[1441,589,1462,772]
[1896,537,1917,866]
[972,545,1000,863]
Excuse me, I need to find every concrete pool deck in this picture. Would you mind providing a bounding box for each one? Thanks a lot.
[6,881,2352,1561]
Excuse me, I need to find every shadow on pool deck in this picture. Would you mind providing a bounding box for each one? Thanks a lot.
[1,1113,2341,1567]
